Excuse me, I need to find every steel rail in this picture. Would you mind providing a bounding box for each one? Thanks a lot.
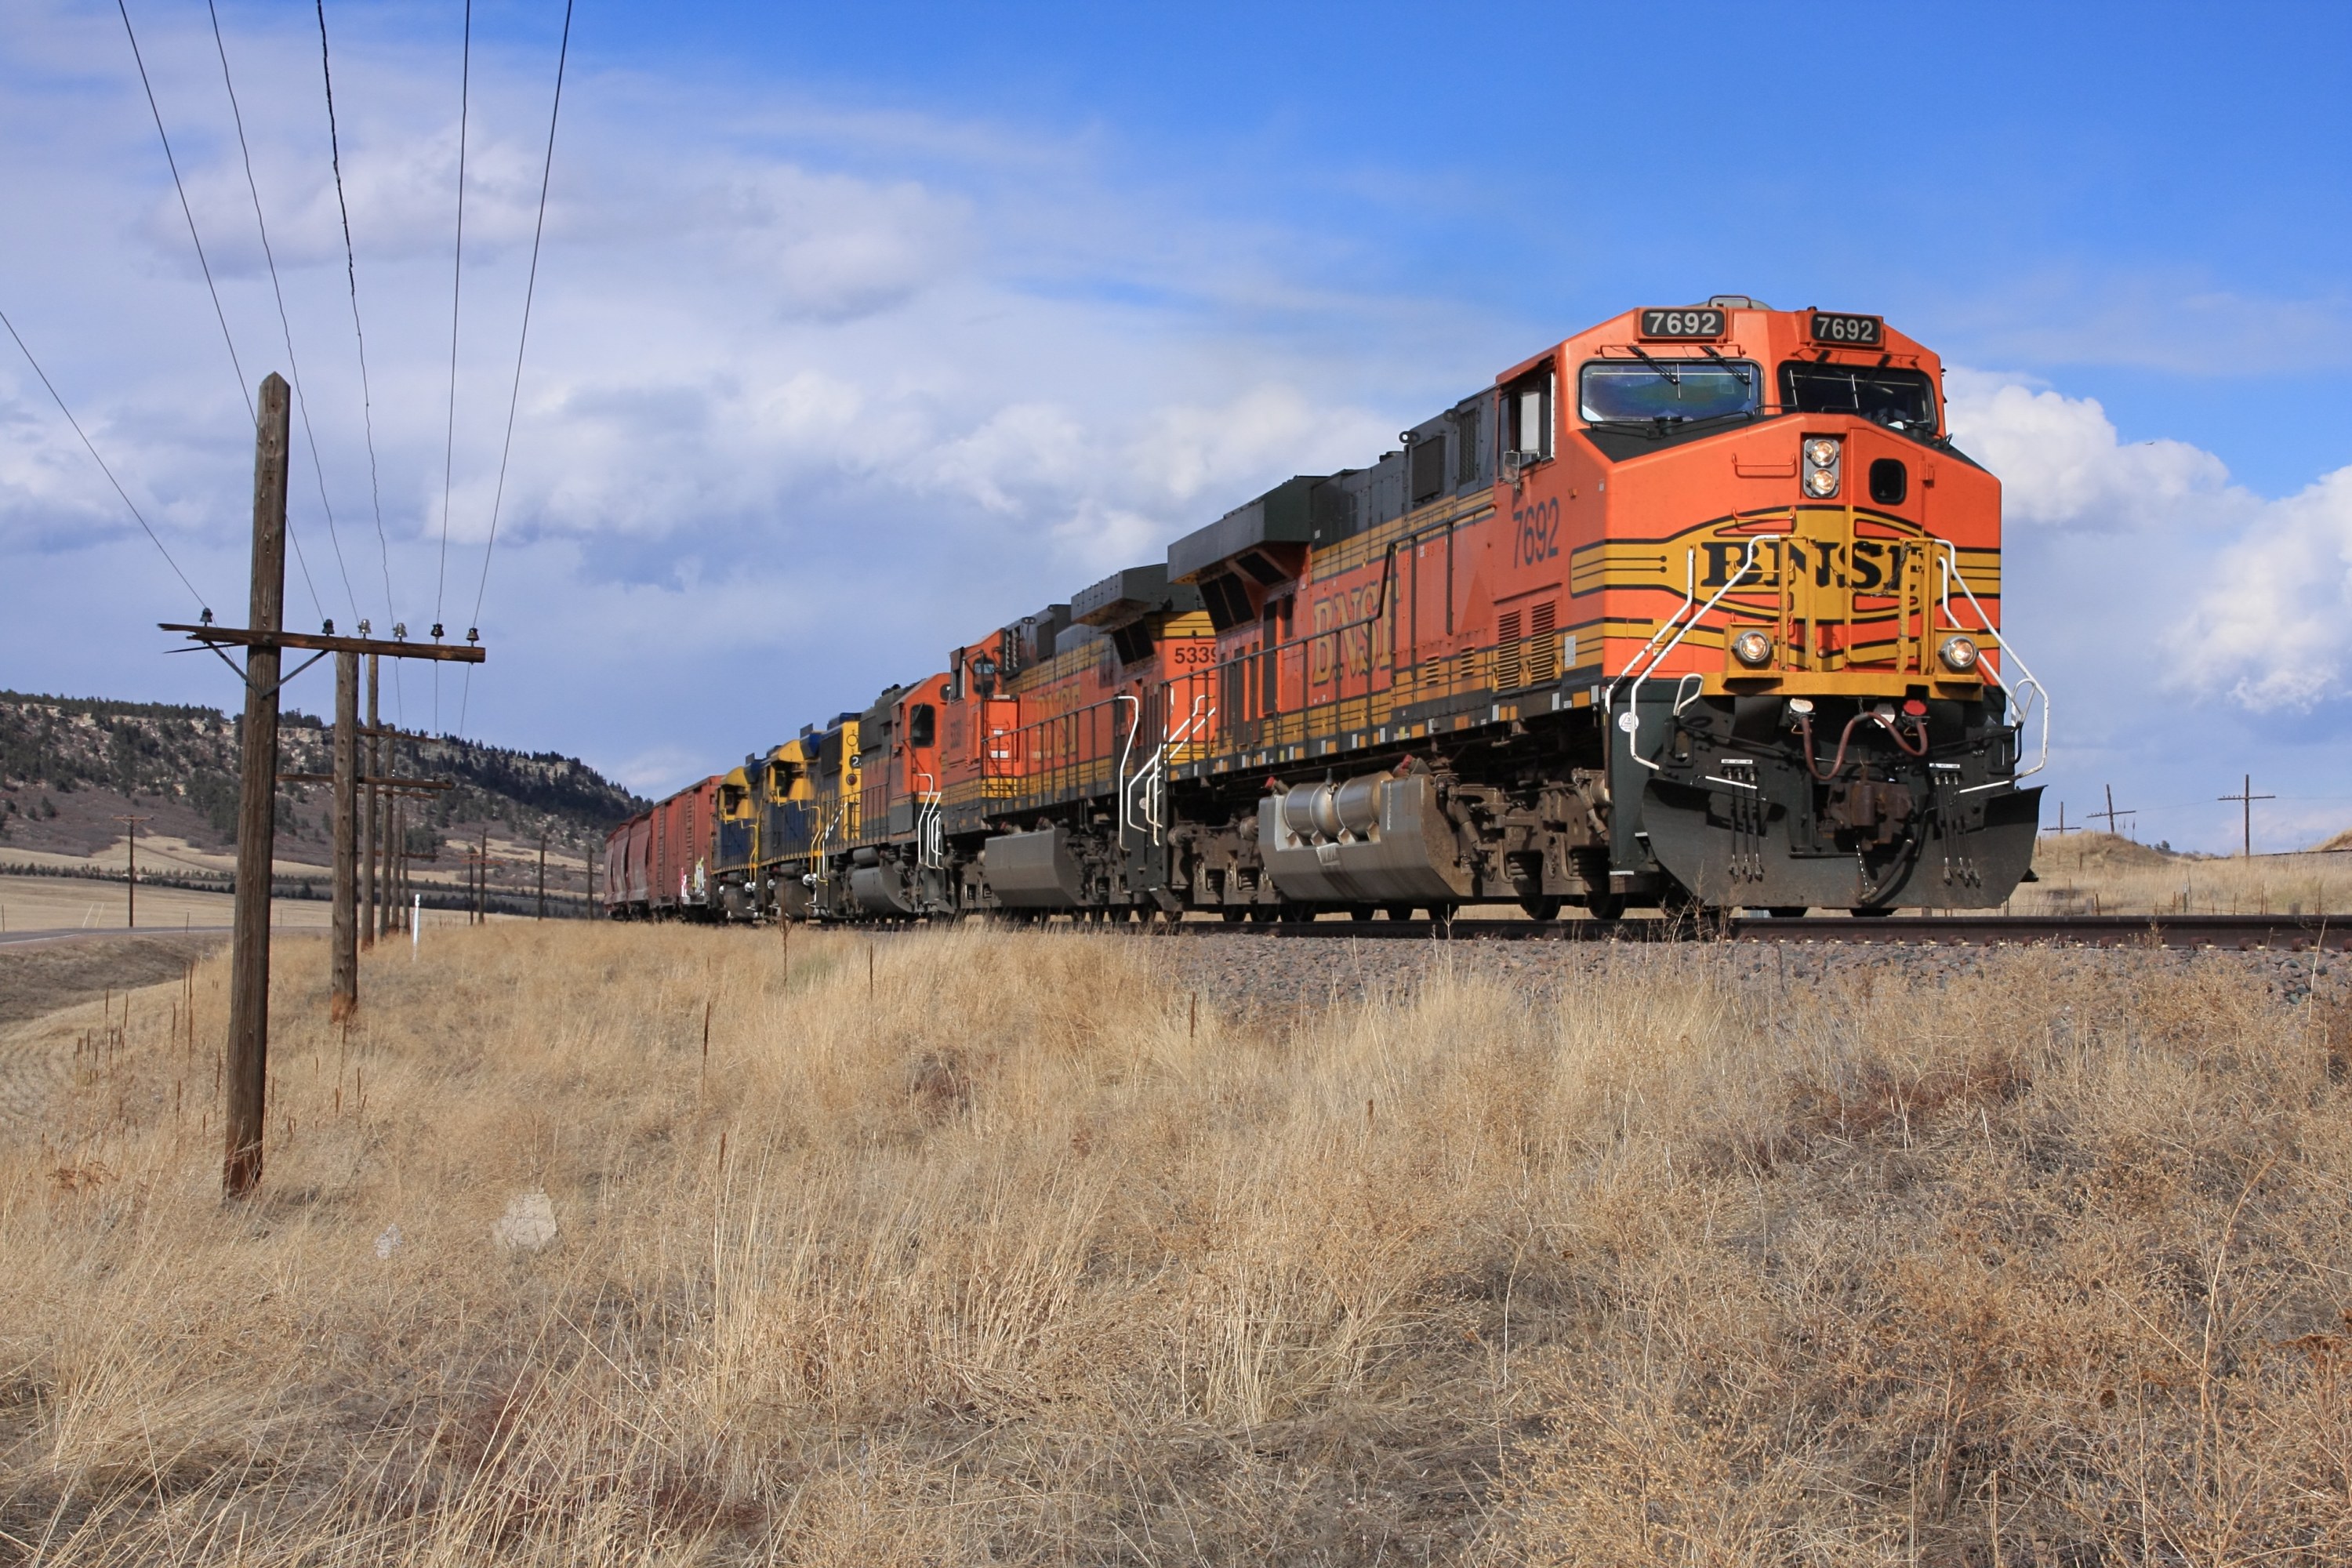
[1149,913,2351,950]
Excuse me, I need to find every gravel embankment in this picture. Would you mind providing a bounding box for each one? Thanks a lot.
[1146,931,2350,1025]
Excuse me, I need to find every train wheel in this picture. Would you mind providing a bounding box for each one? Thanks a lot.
[1767,906,1809,919]
[1426,903,1458,925]
[1350,905,1375,922]
[1385,904,1415,921]
[1519,895,1563,921]
[1849,906,1896,918]
[1221,907,1247,924]
[1249,906,1278,924]
[1585,892,1625,922]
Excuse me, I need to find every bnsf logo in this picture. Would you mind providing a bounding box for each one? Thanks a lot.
[1700,537,1935,592]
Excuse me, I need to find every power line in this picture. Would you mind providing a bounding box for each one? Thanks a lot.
[115,0,252,424]
[461,0,575,735]
[206,0,357,629]
[315,0,397,641]
[117,0,319,622]
[434,0,474,732]
[0,303,210,612]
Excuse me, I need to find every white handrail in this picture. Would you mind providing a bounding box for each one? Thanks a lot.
[1112,695,1142,835]
[1615,538,1770,771]
[1600,546,1697,717]
[912,770,943,870]
[1939,546,2049,779]
[1133,692,1211,845]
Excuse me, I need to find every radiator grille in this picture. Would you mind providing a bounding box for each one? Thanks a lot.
[1496,610,1523,690]
[1529,601,1558,684]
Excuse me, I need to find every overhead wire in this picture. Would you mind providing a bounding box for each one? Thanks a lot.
[115,0,321,622]
[434,0,474,731]
[206,0,354,631]
[461,0,575,735]
[115,0,251,426]
[1,303,211,613]
[314,0,404,725]
[314,0,397,637]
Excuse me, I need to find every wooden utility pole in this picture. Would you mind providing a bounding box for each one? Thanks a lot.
[224,372,290,1200]
[390,795,405,930]
[478,825,490,924]
[331,651,358,1018]
[537,832,546,920]
[362,654,379,949]
[2089,785,2134,840]
[2220,774,2274,858]
[163,372,484,1199]
[113,813,150,927]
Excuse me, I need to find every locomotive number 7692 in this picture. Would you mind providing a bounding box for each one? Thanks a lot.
[1514,497,1562,566]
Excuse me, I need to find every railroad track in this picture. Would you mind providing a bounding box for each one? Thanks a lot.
[1168,913,2352,950]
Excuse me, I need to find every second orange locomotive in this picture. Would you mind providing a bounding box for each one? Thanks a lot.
[607,296,2045,923]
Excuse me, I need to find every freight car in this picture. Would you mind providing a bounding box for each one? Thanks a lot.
[607,298,2045,923]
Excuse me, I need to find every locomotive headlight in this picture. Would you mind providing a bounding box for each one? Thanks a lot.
[1730,629,1775,668]
[1938,633,1980,672]
[1802,435,1842,498]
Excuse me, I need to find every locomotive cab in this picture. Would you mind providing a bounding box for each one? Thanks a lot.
[1534,300,2043,912]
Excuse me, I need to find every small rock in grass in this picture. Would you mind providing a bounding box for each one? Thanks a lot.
[493,1189,559,1253]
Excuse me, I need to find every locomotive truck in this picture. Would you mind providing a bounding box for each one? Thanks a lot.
[604,297,2045,924]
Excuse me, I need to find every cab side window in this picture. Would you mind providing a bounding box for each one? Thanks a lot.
[908,704,937,748]
[1504,368,1553,463]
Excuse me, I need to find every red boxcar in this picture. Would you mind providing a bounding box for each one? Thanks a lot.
[648,775,722,920]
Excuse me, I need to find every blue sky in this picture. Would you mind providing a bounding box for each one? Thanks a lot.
[5,0,2352,851]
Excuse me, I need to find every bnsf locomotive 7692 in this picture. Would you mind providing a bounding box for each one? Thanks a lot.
[606,297,2045,924]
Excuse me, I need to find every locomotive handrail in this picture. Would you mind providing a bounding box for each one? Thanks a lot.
[1151,693,1213,843]
[913,771,944,869]
[1611,536,1772,771]
[1112,694,1142,836]
[1938,545,2049,779]
[1128,691,1210,846]
[1601,549,1697,720]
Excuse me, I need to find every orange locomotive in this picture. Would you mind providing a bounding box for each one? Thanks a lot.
[612,297,2044,921]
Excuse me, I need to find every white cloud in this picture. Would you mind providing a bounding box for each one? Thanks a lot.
[0,3,1494,781]
[1948,369,2352,717]
[2177,468,2352,710]
[1944,369,2231,529]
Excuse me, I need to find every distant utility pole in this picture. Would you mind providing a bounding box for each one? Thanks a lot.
[2089,785,2136,840]
[362,653,379,951]
[112,813,149,927]
[162,372,485,1200]
[2049,801,2080,835]
[2220,774,2275,858]
[536,831,547,920]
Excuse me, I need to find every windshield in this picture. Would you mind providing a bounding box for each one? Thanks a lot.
[1579,359,1760,424]
[1779,362,1938,434]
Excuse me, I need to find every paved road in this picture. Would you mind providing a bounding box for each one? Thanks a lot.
[0,924,235,950]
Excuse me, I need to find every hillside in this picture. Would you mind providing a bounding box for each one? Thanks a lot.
[0,689,644,874]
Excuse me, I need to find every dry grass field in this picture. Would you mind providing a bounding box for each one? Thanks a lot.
[2,920,2349,1563]
[2015,832,2352,917]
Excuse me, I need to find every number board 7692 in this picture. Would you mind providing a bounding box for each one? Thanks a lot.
[1808,312,1883,346]
[1636,307,1727,341]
